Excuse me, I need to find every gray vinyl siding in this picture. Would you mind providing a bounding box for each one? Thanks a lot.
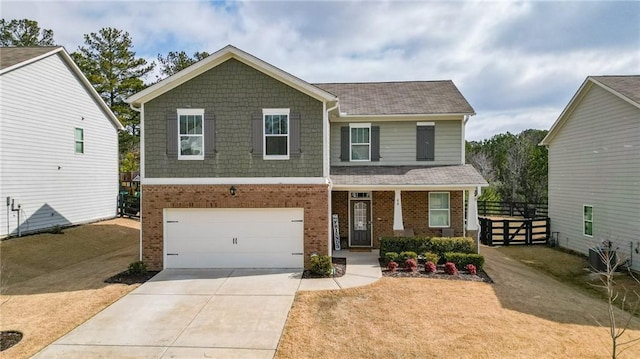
[0,53,119,237]
[330,120,462,166]
[144,58,324,178]
[548,84,640,271]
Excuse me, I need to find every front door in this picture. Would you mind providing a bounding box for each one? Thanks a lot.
[350,200,372,246]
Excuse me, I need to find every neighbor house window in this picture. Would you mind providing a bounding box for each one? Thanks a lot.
[350,123,371,161]
[429,192,450,228]
[263,108,289,159]
[583,205,593,237]
[75,128,84,154]
[178,109,204,160]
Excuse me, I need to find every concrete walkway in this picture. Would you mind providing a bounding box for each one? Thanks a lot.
[298,249,382,291]
[33,250,381,358]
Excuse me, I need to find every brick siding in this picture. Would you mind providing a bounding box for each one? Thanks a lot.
[142,184,329,270]
[332,190,466,249]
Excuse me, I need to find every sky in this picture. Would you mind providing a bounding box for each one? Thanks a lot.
[2,0,639,140]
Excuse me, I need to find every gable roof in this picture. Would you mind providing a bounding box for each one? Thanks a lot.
[314,81,475,116]
[126,45,338,106]
[0,46,123,131]
[590,76,640,106]
[0,46,59,70]
[540,75,640,146]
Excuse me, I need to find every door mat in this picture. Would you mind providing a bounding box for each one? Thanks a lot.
[349,248,372,252]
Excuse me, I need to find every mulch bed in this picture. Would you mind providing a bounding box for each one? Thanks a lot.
[0,331,23,352]
[380,260,493,283]
[105,271,160,285]
[302,257,346,278]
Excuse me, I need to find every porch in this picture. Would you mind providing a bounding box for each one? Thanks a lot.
[329,165,487,250]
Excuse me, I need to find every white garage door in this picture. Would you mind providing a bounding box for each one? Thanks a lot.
[164,208,304,269]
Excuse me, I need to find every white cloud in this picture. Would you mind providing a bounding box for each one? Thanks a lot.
[3,0,638,140]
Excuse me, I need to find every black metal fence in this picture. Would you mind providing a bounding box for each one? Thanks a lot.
[478,201,548,218]
[479,217,550,246]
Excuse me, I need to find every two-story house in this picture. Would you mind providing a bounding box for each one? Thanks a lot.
[126,45,487,270]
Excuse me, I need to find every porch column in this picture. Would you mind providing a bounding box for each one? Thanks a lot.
[466,187,480,252]
[393,189,404,235]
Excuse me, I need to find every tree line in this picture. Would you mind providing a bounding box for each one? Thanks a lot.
[1,19,206,172]
[466,129,548,204]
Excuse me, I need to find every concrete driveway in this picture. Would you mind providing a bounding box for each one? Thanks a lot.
[33,268,302,359]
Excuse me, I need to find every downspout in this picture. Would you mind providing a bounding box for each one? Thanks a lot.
[325,100,339,257]
[129,103,143,262]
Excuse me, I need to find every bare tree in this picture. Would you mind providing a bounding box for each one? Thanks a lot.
[590,239,640,358]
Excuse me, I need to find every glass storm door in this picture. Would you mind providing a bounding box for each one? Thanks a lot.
[350,200,372,246]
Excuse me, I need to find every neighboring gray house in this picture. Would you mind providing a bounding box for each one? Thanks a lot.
[0,47,123,238]
[541,75,640,271]
[126,45,486,271]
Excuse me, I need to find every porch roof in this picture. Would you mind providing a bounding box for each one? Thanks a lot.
[330,164,487,189]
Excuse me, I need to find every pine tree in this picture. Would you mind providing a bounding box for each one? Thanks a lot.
[71,28,154,170]
[0,19,55,46]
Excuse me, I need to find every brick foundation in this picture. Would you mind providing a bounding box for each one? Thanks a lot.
[142,184,329,270]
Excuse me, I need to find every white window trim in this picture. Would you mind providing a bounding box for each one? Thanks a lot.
[177,108,204,161]
[74,127,84,154]
[263,108,290,160]
[349,122,371,162]
[583,204,593,237]
[429,192,450,228]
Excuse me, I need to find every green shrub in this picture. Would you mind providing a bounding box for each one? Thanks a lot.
[128,261,148,276]
[399,251,418,261]
[380,236,475,262]
[310,255,334,276]
[379,237,430,258]
[422,252,439,264]
[444,252,485,269]
[383,252,399,265]
[428,237,475,257]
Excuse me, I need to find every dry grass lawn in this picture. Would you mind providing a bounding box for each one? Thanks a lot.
[0,218,140,359]
[495,245,640,312]
[277,246,640,359]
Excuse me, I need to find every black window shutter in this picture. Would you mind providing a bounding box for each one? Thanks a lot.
[340,126,349,161]
[371,126,380,161]
[417,126,435,161]
[204,113,216,157]
[166,113,178,158]
[289,113,301,157]
[251,113,263,156]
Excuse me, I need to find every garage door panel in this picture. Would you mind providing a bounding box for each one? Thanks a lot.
[164,208,304,269]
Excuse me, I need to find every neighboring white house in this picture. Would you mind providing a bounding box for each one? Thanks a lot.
[0,47,123,238]
[540,75,640,272]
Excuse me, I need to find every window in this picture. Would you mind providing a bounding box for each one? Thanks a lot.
[583,205,593,237]
[429,192,450,228]
[178,109,204,160]
[263,108,289,159]
[350,123,371,161]
[75,128,84,154]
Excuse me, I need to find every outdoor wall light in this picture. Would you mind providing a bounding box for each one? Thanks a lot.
[229,186,237,196]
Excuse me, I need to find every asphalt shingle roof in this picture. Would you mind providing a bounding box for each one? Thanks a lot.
[314,81,474,116]
[591,75,640,106]
[330,164,487,187]
[0,46,60,70]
